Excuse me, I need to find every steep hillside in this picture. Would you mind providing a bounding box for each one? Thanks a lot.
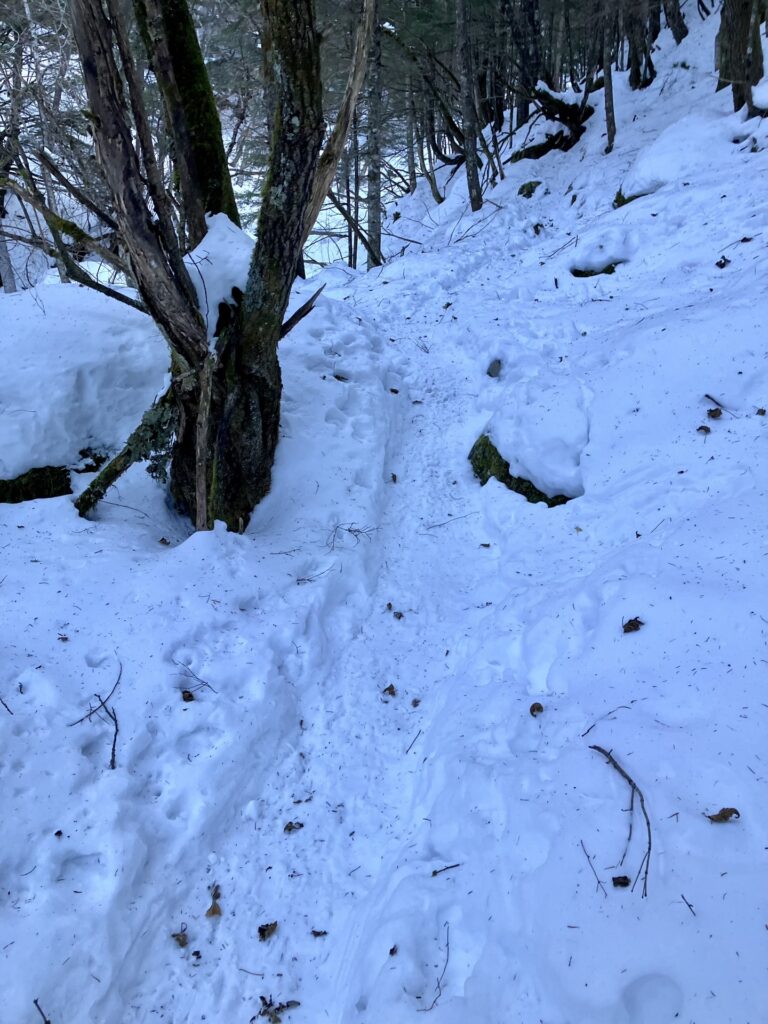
[1,16,767,1024]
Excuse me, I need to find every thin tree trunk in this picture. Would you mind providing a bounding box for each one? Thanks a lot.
[457,0,483,211]
[602,7,617,154]
[366,1,382,271]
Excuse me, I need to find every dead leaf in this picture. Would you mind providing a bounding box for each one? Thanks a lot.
[159,537,171,546]
[707,407,722,420]
[171,926,189,948]
[393,610,404,620]
[612,875,631,888]
[333,373,349,382]
[284,821,304,834]
[622,617,644,633]
[206,883,222,917]
[389,944,398,956]
[258,921,278,942]
[715,256,731,269]
[182,689,195,702]
[411,697,421,708]
[757,408,766,416]
[706,807,740,823]
[697,424,711,435]
[382,684,397,697]
[529,702,544,717]
[311,929,327,938]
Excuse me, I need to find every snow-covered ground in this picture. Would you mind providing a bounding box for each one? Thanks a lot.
[2,17,767,1024]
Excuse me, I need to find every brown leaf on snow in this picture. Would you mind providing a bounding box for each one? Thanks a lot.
[612,875,631,888]
[258,921,279,942]
[284,820,304,834]
[622,617,644,633]
[529,702,544,717]
[382,684,397,697]
[697,424,711,435]
[706,807,740,823]
[707,407,722,420]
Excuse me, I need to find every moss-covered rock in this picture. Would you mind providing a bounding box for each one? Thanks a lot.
[468,435,570,507]
[570,262,623,277]
[613,189,648,209]
[0,465,72,503]
[518,180,542,199]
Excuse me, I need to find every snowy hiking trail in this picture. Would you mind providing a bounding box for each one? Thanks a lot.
[3,17,768,1024]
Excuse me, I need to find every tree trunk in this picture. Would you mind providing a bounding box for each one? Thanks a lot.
[366,2,382,271]
[171,0,325,528]
[72,0,325,531]
[133,0,240,246]
[457,0,483,211]
[663,0,689,43]
[602,6,617,154]
[717,0,763,111]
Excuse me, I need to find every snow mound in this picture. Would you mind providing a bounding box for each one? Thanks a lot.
[622,111,744,197]
[0,286,167,479]
[184,213,255,339]
[486,374,589,498]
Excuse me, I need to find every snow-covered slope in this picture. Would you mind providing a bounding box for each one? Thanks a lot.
[2,17,767,1024]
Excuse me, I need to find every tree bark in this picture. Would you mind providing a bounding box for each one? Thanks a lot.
[663,0,689,43]
[717,0,763,111]
[457,0,483,212]
[366,1,383,270]
[133,0,240,246]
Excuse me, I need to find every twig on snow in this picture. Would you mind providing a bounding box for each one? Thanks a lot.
[580,703,633,738]
[579,840,607,898]
[33,999,52,1024]
[405,729,422,754]
[681,893,696,916]
[589,745,652,897]
[0,695,13,715]
[418,922,450,1012]
[68,661,122,770]
[423,511,478,531]
[431,863,461,878]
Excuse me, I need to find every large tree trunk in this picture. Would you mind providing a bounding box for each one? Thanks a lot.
[72,0,324,530]
[717,0,764,112]
[172,0,324,526]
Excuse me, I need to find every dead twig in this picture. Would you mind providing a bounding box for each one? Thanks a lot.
[589,745,652,897]
[580,703,633,738]
[579,840,607,898]
[405,729,422,754]
[68,662,122,770]
[418,922,450,1012]
[33,999,52,1024]
[0,695,13,715]
[703,393,737,418]
[431,863,461,877]
[681,893,696,916]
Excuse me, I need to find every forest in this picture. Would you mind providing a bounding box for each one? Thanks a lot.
[1,1,767,1022]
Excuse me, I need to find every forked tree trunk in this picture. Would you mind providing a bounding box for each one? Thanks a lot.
[71,0,324,530]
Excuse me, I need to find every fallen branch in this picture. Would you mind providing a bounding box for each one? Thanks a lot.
[75,387,177,518]
[589,744,652,897]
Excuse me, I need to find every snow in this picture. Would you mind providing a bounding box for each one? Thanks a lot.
[2,16,768,1024]
[0,286,167,478]
[185,212,255,340]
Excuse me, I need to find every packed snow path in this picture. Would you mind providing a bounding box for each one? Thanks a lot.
[2,20,768,1024]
